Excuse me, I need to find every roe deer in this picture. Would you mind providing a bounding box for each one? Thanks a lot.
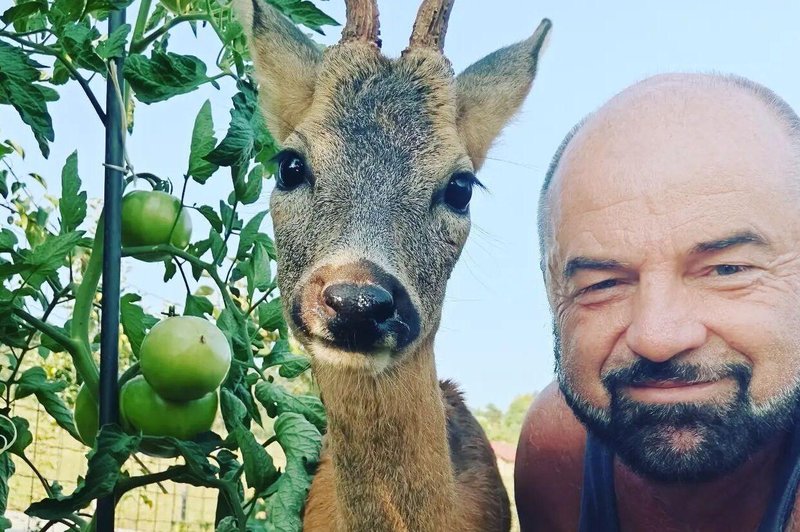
[235,1,551,529]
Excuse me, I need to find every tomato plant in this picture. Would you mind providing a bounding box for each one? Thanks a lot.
[120,375,218,440]
[74,384,99,447]
[140,315,232,401]
[0,0,337,530]
[121,190,193,250]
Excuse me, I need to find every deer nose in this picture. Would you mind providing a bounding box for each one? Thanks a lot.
[322,283,395,323]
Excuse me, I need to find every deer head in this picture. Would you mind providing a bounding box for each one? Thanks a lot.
[237,0,550,373]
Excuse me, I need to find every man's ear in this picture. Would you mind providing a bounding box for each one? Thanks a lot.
[455,19,551,170]
[233,0,322,142]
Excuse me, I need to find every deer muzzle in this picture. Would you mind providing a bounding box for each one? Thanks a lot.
[291,259,421,354]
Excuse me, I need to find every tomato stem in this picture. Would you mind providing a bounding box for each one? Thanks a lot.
[122,244,239,314]
[70,220,104,402]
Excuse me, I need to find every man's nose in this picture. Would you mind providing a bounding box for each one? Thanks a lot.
[625,277,706,363]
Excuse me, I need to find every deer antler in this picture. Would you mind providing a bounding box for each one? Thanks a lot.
[340,0,381,47]
[408,0,455,52]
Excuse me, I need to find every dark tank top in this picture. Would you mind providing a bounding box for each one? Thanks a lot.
[578,425,800,532]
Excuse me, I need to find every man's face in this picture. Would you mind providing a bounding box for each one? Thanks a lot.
[546,78,800,482]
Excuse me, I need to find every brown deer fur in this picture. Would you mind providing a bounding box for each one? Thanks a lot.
[234,1,551,529]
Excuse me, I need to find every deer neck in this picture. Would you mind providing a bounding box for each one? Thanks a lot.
[313,339,456,531]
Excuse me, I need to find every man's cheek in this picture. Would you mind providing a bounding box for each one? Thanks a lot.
[560,342,611,409]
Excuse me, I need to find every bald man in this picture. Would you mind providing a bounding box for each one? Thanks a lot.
[516,73,800,531]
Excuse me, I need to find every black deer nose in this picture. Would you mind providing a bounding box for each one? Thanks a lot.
[322,283,395,323]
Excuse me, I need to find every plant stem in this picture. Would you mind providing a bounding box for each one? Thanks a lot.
[69,222,105,401]
[12,309,81,359]
[130,0,153,46]
[122,244,238,314]
[6,287,73,404]
[20,453,54,498]
[116,465,189,496]
[0,32,107,125]
[246,288,274,317]
[130,13,209,53]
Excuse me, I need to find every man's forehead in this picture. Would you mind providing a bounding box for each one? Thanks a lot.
[550,75,798,218]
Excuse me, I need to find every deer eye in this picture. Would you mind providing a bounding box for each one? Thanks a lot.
[275,151,310,191]
[443,172,476,213]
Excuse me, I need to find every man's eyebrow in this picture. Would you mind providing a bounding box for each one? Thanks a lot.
[690,230,770,255]
[563,257,625,279]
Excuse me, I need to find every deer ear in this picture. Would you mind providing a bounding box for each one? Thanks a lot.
[455,19,551,170]
[234,0,322,142]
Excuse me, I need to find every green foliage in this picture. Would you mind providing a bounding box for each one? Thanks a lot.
[0,41,57,158]
[0,0,337,529]
[124,50,210,103]
[473,393,536,444]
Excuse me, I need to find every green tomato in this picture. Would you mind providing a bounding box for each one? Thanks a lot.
[121,191,192,258]
[74,384,99,447]
[140,316,232,401]
[120,375,218,441]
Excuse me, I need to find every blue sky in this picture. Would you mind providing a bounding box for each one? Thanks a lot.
[3,1,800,409]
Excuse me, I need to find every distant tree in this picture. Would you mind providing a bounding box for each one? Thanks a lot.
[473,393,536,444]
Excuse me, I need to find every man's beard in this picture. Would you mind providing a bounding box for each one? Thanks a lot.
[553,325,800,483]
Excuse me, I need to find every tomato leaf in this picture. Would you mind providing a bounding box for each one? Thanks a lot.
[0,41,56,157]
[48,0,84,30]
[236,211,267,259]
[26,425,140,519]
[235,163,262,205]
[278,357,311,379]
[254,381,326,433]
[261,340,309,377]
[184,293,214,318]
[188,100,219,183]
[1,2,44,25]
[257,298,286,337]
[120,293,159,358]
[163,258,177,282]
[5,416,33,456]
[196,205,223,233]
[204,105,254,171]
[252,241,272,292]
[209,228,226,266]
[0,229,17,253]
[219,200,241,234]
[216,309,251,364]
[60,23,106,73]
[124,50,209,104]
[233,425,279,494]
[59,151,87,233]
[264,413,323,531]
[25,229,80,265]
[266,0,339,34]
[14,367,81,442]
[83,0,135,20]
[96,23,131,60]
[219,387,247,431]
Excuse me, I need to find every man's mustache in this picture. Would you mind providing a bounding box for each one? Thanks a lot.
[602,358,752,391]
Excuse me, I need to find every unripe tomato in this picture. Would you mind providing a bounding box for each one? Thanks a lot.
[119,375,218,440]
[140,316,232,401]
[121,190,192,252]
[73,384,99,447]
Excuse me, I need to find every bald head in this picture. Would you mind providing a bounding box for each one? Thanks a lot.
[538,73,800,273]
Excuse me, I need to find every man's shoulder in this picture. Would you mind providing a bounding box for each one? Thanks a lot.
[515,381,587,531]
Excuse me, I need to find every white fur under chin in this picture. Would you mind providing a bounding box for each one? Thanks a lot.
[308,341,393,375]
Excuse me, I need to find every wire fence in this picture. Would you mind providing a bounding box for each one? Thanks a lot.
[7,399,218,532]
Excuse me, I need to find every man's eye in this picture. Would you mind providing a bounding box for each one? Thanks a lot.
[582,279,619,293]
[713,265,749,276]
